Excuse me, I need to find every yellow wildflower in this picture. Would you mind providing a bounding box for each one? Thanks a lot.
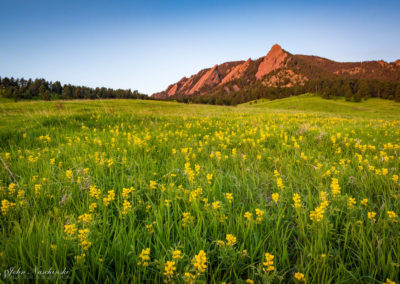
[293,193,301,208]
[212,201,221,210]
[348,197,356,208]
[226,234,237,246]
[244,211,253,221]
[103,190,115,206]
[182,212,194,227]
[74,253,86,264]
[172,250,183,260]
[89,203,97,212]
[310,200,329,222]
[360,198,368,207]
[146,224,154,234]
[272,193,279,204]
[206,173,213,184]
[122,200,132,215]
[64,223,77,238]
[149,180,157,189]
[66,170,73,179]
[138,248,151,267]
[387,211,398,222]
[192,250,207,273]
[263,252,275,272]
[17,190,25,200]
[8,183,16,195]
[1,199,16,215]
[78,213,92,225]
[122,187,135,199]
[164,260,176,278]
[78,228,92,251]
[89,185,101,199]
[277,178,284,190]
[34,184,42,196]
[294,272,305,282]
[255,208,265,223]
[217,240,225,247]
[368,211,376,222]
[225,193,233,203]
[184,272,196,283]
[330,178,341,197]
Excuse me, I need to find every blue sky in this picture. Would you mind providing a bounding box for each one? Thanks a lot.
[1,0,399,94]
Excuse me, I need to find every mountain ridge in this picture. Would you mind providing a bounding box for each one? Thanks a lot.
[153,44,400,99]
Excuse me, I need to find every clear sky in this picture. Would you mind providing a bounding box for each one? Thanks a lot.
[1,0,400,95]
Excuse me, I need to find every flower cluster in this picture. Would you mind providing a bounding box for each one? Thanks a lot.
[263,252,275,272]
[276,178,285,190]
[78,228,92,251]
[89,184,101,199]
[294,272,305,282]
[103,190,115,206]
[255,208,265,223]
[272,193,279,204]
[1,199,16,215]
[121,200,132,215]
[138,248,151,267]
[293,193,301,208]
[330,178,341,197]
[225,234,237,246]
[192,250,207,274]
[387,211,398,222]
[164,261,176,278]
[182,212,194,227]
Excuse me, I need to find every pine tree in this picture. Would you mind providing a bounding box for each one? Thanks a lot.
[357,80,370,99]
[344,84,353,101]
[395,84,400,102]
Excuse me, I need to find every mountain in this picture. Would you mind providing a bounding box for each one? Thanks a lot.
[152,44,400,99]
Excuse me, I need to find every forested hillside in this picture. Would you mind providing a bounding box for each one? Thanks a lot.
[0,77,148,101]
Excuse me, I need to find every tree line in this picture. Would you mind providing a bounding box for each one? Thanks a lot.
[0,76,149,101]
[169,78,400,105]
[2,76,400,105]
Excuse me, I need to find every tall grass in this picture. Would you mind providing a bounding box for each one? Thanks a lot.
[0,99,399,283]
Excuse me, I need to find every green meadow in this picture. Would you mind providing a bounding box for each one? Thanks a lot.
[0,96,399,283]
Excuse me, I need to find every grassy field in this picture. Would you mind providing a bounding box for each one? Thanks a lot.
[241,94,400,119]
[0,96,399,283]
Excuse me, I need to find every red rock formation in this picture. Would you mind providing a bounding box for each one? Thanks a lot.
[180,75,197,90]
[378,60,388,67]
[232,84,240,92]
[255,44,288,79]
[164,77,188,96]
[152,44,400,99]
[166,84,178,96]
[189,64,221,94]
[220,58,251,85]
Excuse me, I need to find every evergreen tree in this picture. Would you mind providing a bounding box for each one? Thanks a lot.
[62,85,73,99]
[357,80,370,99]
[353,90,362,102]
[344,84,353,101]
[39,85,47,99]
[395,84,400,102]
[52,81,62,94]
[43,90,51,101]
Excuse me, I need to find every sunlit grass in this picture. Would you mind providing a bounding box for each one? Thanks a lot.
[0,97,399,282]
